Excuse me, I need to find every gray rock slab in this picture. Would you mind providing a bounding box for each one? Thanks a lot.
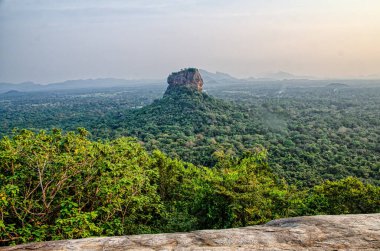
[2,214,380,251]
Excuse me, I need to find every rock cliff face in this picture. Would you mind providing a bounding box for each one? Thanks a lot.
[166,68,203,93]
[2,214,380,251]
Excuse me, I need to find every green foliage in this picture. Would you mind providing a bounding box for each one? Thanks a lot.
[205,149,303,227]
[1,85,379,188]
[0,83,380,246]
[301,177,380,215]
[0,129,379,246]
[0,129,161,245]
[117,88,258,167]
[108,86,380,188]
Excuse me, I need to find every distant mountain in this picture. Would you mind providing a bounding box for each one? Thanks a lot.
[5,69,378,94]
[45,78,163,90]
[0,78,163,93]
[325,83,350,88]
[199,69,242,84]
[255,71,313,80]
[0,81,42,93]
[358,74,380,79]
[199,70,314,82]
[3,90,23,95]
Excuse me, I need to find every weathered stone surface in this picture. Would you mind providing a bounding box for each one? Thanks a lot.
[166,68,203,92]
[2,214,380,250]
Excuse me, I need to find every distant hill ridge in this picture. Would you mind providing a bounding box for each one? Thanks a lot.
[0,78,163,93]
[2,70,380,94]
[325,82,350,88]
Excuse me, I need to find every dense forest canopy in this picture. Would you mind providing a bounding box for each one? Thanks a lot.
[0,129,379,245]
[1,81,378,187]
[0,77,379,245]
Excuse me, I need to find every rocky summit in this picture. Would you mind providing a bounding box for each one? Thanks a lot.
[2,214,380,251]
[166,68,203,93]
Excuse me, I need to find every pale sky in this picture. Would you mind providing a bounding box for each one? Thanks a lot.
[1,0,380,83]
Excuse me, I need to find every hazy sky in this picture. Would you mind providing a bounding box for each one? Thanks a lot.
[1,0,380,83]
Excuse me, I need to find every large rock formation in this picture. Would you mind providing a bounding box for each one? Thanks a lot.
[166,68,203,93]
[2,214,380,250]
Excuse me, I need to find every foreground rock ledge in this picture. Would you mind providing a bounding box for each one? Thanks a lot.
[2,214,380,251]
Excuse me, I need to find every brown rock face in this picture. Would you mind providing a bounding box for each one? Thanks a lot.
[2,214,380,251]
[166,68,203,92]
